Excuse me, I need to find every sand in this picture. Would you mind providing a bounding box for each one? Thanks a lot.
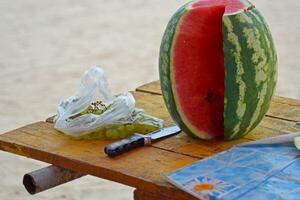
[0,0,299,199]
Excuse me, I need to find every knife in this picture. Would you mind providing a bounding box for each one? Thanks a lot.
[104,125,181,157]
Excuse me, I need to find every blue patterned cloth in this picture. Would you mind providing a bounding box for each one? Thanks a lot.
[165,135,300,200]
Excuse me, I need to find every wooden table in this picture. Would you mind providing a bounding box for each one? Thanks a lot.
[0,81,300,200]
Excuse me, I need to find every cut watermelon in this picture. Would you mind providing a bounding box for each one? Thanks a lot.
[172,5,226,138]
[159,0,277,140]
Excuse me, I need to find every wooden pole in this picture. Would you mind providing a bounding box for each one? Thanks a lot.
[23,165,85,194]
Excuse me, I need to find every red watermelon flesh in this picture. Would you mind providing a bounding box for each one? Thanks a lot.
[192,0,246,14]
[172,0,246,138]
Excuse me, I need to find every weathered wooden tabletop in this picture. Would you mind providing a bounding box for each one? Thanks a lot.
[0,81,300,200]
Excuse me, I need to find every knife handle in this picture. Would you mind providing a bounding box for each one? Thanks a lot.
[104,134,148,158]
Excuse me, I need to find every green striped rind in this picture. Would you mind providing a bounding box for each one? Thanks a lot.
[159,3,200,138]
[223,8,277,140]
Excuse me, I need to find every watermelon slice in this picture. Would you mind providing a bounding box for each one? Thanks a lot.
[159,0,277,140]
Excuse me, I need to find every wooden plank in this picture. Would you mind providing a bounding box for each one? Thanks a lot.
[136,81,300,122]
[0,122,197,199]
[133,189,197,200]
[136,81,161,95]
[46,116,55,123]
[132,91,300,159]
[134,189,161,200]
[46,91,300,160]
[267,99,300,122]
[245,117,300,140]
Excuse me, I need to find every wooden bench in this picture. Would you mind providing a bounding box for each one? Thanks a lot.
[0,81,300,200]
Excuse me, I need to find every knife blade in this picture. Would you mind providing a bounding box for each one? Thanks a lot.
[104,125,181,157]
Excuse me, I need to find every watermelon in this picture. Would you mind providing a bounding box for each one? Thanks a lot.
[159,0,277,140]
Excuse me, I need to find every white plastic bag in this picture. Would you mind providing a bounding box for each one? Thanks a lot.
[54,66,163,139]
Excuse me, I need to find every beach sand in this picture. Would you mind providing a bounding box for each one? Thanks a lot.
[0,0,299,199]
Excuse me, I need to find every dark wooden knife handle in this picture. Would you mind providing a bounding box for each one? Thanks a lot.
[104,134,145,157]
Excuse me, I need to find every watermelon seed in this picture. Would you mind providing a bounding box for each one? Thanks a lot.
[205,92,217,103]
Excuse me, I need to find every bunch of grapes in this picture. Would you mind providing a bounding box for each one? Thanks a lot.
[78,123,159,140]
[70,101,161,140]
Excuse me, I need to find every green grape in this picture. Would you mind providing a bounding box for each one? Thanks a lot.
[133,122,159,134]
[118,131,127,139]
[125,124,136,137]
[110,129,120,140]
[117,125,125,132]
[105,129,115,139]
[93,108,106,115]
[91,102,112,115]
[77,127,106,140]
[106,128,121,140]
[81,105,94,115]
[125,124,135,132]
[69,105,93,119]
[105,124,134,140]
[70,102,112,120]
[116,125,127,139]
